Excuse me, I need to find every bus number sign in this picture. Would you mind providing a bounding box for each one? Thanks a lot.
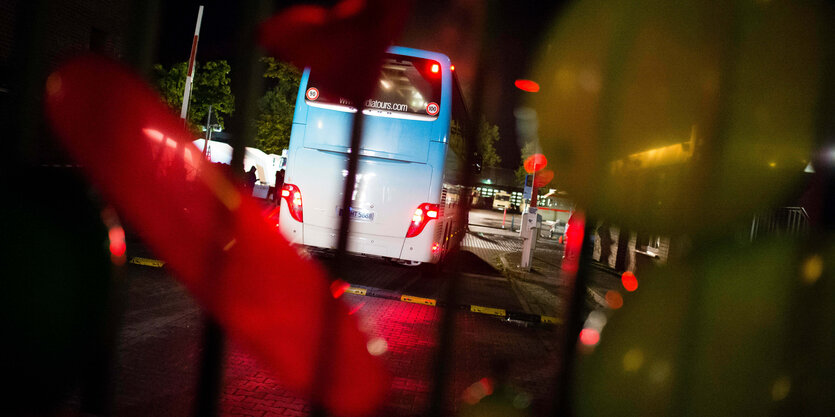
[426,102,439,116]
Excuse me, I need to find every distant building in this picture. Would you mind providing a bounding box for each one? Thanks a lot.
[2,0,131,164]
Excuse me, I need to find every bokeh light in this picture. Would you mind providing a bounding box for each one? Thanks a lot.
[621,271,638,292]
[579,328,601,346]
[770,376,791,401]
[532,169,555,188]
[801,254,823,285]
[329,279,350,299]
[523,153,548,173]
[366,337,388,356]
[108,225,126,264]
[514,79,540,92]
[622,348,644,372]
[648,361,671,384]
[605,290,624,309]
[462,377,494,405]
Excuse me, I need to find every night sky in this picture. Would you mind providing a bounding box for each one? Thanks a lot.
[158,1,567,170]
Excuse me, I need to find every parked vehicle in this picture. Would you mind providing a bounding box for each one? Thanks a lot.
[278,46,471,265]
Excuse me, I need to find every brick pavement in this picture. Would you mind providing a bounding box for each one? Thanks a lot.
[220,295,560,417]
[90,263,560,417]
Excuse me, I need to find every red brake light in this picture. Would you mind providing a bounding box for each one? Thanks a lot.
[431,63,439,73]
[450,65,455,72]
[406,203,440,238]
[280,183,303,222]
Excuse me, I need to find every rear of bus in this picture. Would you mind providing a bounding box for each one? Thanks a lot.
[278,47,452,265]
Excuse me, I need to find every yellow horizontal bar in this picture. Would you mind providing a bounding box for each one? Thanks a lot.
[401,295,436,306]
[541,315,561,324]
[345,287,367,296]
[129,257,165,267]
[470,305,506,317]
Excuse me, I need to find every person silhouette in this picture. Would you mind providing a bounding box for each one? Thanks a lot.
[245,166,257,195]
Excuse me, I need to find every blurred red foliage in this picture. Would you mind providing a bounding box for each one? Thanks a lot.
[258,0,413,102]
[44,55,388,417]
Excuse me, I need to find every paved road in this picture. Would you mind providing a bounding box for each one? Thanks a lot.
[89,207,570,417]
[94,247,561,417]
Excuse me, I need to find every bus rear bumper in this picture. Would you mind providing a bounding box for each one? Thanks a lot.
[302,224,419,261]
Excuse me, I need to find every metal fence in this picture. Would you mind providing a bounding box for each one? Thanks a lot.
[2,1,591,416]
[750,207,811,241]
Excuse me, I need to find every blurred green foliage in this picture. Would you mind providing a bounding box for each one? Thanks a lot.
[253,57,302,155]
[528,0,830,235]
[449,117,502,168]
[152,60,235,130]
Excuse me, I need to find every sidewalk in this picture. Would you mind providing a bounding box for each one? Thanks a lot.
[465,223,623,319]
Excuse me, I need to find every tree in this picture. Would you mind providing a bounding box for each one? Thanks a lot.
[449,116,502,168]
[515,139,539,185]
[253,57,302,155]
[152,60,235,130]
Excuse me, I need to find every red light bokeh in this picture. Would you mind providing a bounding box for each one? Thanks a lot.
[514,79,540,92]
[579,328,600,346]
[44,55,389,417]
[523,153,548,174]
[621,271,639,292]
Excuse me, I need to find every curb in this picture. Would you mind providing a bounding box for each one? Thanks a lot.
[498,252,526,281]
[346,284,560,325]
[129,256,560,325]
[129,257,166,267]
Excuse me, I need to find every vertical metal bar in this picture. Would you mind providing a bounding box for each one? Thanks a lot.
[427,2,495,415]
[125,0,161,78]
[309,100,366,417]
[192,2,266,416]
[4,0,48,171]
[77,6,163,413]
[79,208,128,417]
[552,220,595,416]
[195,319,225,417]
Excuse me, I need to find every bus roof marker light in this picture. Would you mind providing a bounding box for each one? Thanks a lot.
[450,65,455,71]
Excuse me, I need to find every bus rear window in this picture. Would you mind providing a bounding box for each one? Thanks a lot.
[306,54,442,118]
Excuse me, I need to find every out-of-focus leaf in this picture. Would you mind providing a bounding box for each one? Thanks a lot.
[258,0,412,102]
[575,237,834,416]
[528,0,833,235]
[44,55,388,417]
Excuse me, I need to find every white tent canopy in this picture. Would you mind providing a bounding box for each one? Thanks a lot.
[192,139,286,186]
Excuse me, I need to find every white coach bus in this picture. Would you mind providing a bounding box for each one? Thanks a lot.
[278,46,471,265]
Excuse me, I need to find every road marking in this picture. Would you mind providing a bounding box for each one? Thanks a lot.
[129,257,165,267]
[470,305,506,317]
[345,286,367,296]
[401,295,436,306]
[324,282,556,325]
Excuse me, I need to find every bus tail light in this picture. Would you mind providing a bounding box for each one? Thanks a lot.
[280,183,304,222]
[406,203,439,238]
